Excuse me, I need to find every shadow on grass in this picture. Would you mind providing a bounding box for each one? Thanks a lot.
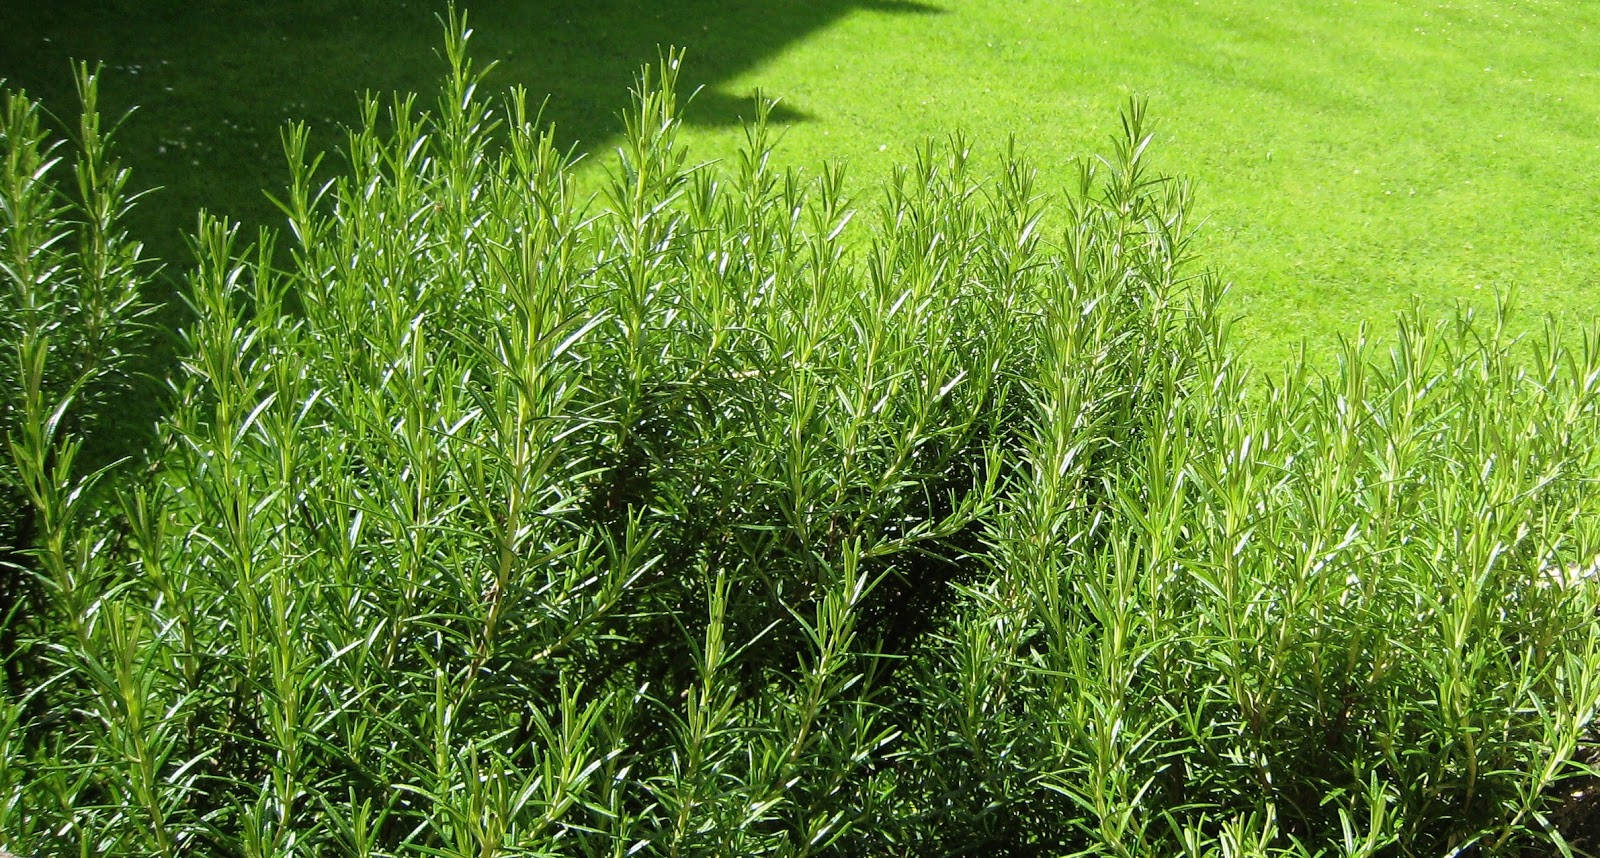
[1,0,942,262]
[0,0,941,463]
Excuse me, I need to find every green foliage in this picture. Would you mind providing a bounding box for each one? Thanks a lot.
[3,19,1599,857]
[0,65,153,730]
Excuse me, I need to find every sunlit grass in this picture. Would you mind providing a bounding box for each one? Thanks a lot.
[640,0,1600,367]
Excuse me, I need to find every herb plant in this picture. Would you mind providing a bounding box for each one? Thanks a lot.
[3,17,1598,857]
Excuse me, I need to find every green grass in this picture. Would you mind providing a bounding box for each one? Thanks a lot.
[3,0,1598,368]
[643,0,1600,367]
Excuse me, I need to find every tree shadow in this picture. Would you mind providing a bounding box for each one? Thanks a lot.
[0,0,943,263]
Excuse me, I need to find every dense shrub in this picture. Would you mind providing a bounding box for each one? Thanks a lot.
[3,19,1599,857]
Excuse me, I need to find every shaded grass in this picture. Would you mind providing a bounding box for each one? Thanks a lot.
[0,0,935,267]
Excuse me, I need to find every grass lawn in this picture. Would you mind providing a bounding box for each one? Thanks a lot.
[3,0,1598,366]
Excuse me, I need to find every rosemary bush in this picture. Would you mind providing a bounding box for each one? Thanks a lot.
[1,66,153,729]
[3,18,1599,857]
